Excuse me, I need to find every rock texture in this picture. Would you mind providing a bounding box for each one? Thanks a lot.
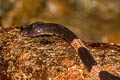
[0,27,120,80]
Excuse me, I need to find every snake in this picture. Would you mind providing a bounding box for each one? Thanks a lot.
[0,22,119,80]
[20,22,97,71]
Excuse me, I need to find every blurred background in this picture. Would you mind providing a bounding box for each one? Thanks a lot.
[0,0,120,43]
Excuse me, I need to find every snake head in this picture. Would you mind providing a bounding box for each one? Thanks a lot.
[20,27,30,36]
[20,22,44,37]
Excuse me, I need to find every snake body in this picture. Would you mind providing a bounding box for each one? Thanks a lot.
[21,22,79,43]
[20,22,96,71]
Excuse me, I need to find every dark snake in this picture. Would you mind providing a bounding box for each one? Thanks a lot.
[20,22,120,80]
